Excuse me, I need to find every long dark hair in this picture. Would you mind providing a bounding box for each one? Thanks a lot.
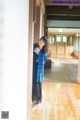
[40,36,48,53]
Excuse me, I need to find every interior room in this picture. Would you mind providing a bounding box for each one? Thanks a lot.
[44,28,80,83]
[31,0,80,120]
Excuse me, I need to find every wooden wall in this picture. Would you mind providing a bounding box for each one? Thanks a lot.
[49,45,73,58]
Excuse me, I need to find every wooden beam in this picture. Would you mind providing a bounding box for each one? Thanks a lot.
[46,7,80,15]
[47,15,80,21]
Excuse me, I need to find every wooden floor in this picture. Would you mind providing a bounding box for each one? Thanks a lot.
[31,58,80,120]
[44,63,78,83]
[31,82,80,120]
[44,58,79,83]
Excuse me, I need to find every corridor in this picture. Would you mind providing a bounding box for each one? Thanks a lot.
[31,0,80,120]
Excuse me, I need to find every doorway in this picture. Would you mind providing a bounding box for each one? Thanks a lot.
[44,28,80,83]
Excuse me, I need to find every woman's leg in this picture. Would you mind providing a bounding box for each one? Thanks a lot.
[36,83,42,103]
[32,83,37,101]
[32,62,38,101]
[39,83,42,102]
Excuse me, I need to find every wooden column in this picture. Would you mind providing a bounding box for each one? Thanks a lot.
[34,6,40,43]
[40,3,45,37]
[27,0,34,119]
[78,53,80,83]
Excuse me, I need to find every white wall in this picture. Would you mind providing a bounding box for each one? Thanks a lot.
[3,0,29,120]
[0,0,4,113]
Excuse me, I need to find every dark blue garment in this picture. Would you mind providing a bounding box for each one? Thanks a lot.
[33,43,38,83]
[32,43,48,102]
[37,50,47,83]
[33,43,48,83]
[32,43,42,102]
[32,83,42,102]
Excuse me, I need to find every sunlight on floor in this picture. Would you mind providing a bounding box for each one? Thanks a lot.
[31,82,80,120]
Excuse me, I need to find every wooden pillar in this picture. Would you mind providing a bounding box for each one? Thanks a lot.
[40,4,45,37]
[34,6,40,43]
[27,0,34,119]
[78,53,80,83]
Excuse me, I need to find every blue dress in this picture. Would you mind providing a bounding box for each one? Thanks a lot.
[33,43,48,83]
[32,43,48,102]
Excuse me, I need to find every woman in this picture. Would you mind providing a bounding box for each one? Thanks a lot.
[32,36,48,106]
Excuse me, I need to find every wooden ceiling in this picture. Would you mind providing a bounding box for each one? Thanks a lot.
[44,0,80,21]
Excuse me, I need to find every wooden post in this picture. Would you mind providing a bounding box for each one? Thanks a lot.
[78,53,80,83]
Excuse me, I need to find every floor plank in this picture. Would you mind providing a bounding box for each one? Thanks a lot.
[31,82,80,120]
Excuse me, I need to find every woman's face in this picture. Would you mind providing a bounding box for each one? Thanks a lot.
[38,39,45,49]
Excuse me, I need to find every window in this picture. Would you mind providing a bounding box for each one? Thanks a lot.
[49,37,54,44]
[63,36,66,42]
[56,36,60,42]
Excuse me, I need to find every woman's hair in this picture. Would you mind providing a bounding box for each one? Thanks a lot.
[40,36,48,52]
